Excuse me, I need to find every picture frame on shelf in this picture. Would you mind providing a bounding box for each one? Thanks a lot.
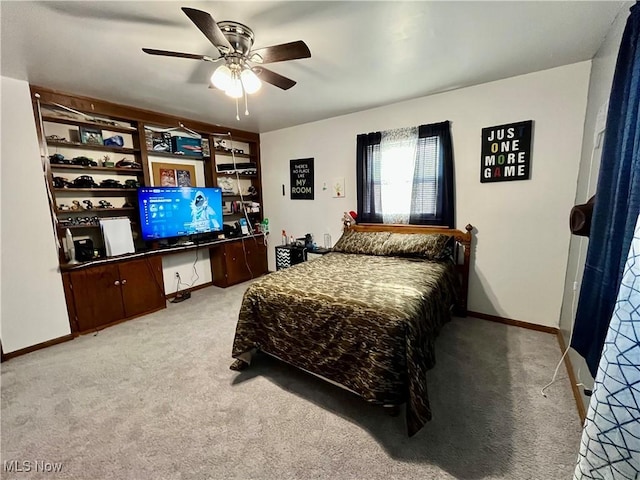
[151,162,197,187]
[79,127,103,145]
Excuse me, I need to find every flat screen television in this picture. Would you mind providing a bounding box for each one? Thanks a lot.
[138,186,224,241]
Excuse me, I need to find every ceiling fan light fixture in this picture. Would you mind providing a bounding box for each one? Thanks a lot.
[240,69,262,94]
[211,64,232,90]
[225,77,243,99]
[144,8,311,121]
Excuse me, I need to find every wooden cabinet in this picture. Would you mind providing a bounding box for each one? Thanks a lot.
[63,257,165,334]
[210,237,268,287]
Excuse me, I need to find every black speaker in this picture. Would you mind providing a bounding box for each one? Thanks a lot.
[223,223,240,238]
[74,239,94,262]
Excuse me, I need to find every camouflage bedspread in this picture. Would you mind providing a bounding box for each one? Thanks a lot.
[232,251,458,436]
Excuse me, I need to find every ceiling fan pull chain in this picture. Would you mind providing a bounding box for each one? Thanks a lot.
[244,90,250,116]
[235,96,240,121]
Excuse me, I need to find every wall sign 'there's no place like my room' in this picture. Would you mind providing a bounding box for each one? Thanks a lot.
[290,158,314,199]
[481,120,533,183]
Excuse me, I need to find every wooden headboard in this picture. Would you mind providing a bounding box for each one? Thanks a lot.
[348,223,474,316]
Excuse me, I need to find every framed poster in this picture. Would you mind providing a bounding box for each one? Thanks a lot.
[290,158,314,199]
[152,162,197,187]
[481,120,533,183]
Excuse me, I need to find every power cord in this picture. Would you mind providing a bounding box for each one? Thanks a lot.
[541,141,601,398]
[214,133,265,280]
[228,135,259,280]
[170,249,199,303]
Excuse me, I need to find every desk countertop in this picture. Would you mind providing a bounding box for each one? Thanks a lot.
[60,234,266,272]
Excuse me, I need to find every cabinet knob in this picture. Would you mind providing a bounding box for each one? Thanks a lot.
[121,279,127,285]
[114,280,120,286]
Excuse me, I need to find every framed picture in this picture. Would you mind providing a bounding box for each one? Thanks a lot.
[333,177,345,198]
[152,162,197,187]
[79,127,103,145]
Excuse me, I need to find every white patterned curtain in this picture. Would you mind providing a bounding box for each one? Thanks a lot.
[574,212,640,479]
[380,126,418,224]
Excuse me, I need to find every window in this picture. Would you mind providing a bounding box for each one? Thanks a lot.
[356,121,454,227]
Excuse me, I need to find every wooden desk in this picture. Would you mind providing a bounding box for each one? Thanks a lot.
[60,235,268,334]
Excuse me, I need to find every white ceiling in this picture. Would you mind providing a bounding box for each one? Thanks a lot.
[1,1,627,133]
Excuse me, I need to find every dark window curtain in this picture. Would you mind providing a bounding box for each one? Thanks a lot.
[571,2,640,376]
[410,121,455,227]
[356,132,383,223]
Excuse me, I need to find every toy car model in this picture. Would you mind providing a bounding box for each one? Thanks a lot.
[116,159,141,169]
[72,175,98,188]
[49,153,72,164]
[71,156,98,167]
[53,176,72,188]
[100,179,123,188]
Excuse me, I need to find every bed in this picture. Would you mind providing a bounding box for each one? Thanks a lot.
[231,223,473,436]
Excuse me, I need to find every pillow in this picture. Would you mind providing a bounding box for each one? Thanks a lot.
[380,233,453,260]
[332,230,391,255]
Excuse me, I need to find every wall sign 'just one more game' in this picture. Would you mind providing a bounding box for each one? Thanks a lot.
[481,120,533,183]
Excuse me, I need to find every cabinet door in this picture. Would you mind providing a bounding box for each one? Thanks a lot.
[69,265,125,332]
[224,241,253,285]
[246,239,268,277]
[118,257,165,318]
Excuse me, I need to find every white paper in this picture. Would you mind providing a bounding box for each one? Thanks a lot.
[100,218,135,257]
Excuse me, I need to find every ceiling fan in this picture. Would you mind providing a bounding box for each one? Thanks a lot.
[142,7,311,95]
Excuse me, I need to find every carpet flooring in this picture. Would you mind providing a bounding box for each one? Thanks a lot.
[1,282,581,479]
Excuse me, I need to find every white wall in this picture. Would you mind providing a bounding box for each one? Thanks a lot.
[559,2,633,403]
[1,76,71,352]
[261,62,591,328]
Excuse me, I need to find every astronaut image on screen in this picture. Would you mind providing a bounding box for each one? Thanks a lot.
[190,190,220,232]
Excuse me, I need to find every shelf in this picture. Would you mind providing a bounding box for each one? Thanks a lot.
[56,207,136,215]
[42,115,136,134]
[57,224,100,230]
[147,150,204,160]
[223,212,260,217]
[214,149,254,159]
[50,164,143,174]
[54,188,138,193]
[47,140,139,155]
[222,193,259,199]
[216,173,258,179]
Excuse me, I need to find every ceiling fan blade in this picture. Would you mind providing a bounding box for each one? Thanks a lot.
[250,41,311,64]
[252,67,296,90]
[181,7,233,54]
[142,48,214,61]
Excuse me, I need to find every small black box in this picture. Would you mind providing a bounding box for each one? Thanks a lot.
[74,238,95,262]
